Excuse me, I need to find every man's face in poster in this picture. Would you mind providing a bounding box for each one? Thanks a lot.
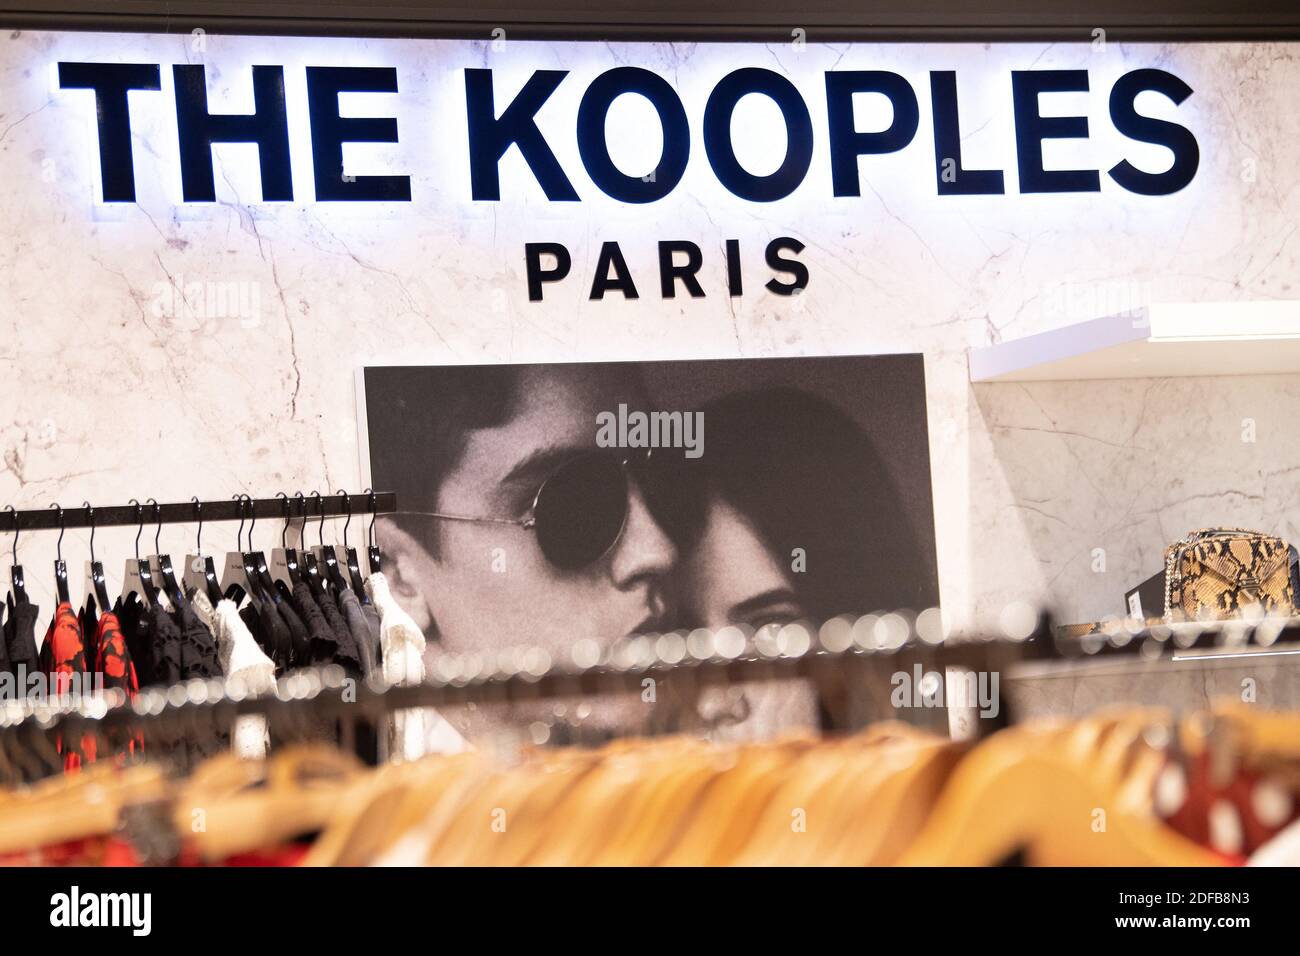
[382,365,679,664]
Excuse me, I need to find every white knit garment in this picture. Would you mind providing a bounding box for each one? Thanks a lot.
[366,572,426,685]
[365,572,470,759]
[192,590,276,758]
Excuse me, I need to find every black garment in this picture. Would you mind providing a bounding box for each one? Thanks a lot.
[258,600,292,676]
[239,603,268,657]
[38,622,51,674]
[4,596,41,679]
[115,593,156,687]
[291,581,359,673]
[237,600,291,673]
[78,603,99,675]
[322,596,361,672]
[274,589,312,668]
[317,588,360,670]
[291,581,335,662]
[175,602,222,679]
[149,603,185,686]
[0,601,9,677]
[338,589,377,679]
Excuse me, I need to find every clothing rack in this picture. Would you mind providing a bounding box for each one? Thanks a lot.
[0,619,1032,748]
[2,491,398,533]
[11,610,1291,747]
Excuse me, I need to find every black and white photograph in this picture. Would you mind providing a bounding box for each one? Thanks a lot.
[361,355,939,739]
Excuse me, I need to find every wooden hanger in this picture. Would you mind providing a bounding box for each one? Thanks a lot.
[463,763,573,867]
[753,733,951,867]
[408,761,504,866]
[845,741,964,865]
[0,762,168,855]
[767,732,961,867]
[653,742,807,866]
[532,743,724,867]
[299,766,414,868]
[569,746,720,866]
[176,744,363,862]
[484,754,608,866]
[1213,703,1300,756]
[726,744,856,866]
[304,754,484,867]
[419,759,597,867]
[644,744,785,865]
[896,723,1223,866]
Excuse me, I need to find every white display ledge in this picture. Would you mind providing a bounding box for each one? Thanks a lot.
[968,302,1300,382]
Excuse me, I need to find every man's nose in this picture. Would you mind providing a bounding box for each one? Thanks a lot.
[609,476,678,588]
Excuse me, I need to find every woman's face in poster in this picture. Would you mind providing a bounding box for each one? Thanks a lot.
[677,493,806,631]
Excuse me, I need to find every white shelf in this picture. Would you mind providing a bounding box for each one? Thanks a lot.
[968,302,1300,382]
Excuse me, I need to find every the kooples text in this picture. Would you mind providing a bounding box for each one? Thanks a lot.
[55,60,1198,303]
[56,62,1198,204]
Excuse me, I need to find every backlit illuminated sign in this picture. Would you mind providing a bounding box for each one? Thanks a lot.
[57,62,1199,205]
[51,56,1200,302]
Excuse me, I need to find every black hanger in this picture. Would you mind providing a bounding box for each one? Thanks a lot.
[215,495,248,607]
[219,494,250,606]
[337,489,367,600]
[276,491,302,586]
[81,501,113,615]
[192,497,223,606]
[232,494,266,606]
[149,498,186,611]
[302,491,328,599]
[365,488,382,576]
[244,495,280,605]
[49,503,69,604]
[4,505,27,606]
[124,498,160,607]
[320,493,349,595]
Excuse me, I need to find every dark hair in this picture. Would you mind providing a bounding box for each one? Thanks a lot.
[692,386,929,618]
[364,365,522,555]
[363,363,650,556]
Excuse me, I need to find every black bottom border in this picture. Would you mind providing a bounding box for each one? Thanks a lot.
[6,866,1280,941]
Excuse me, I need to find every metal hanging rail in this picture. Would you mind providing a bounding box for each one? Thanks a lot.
[2,491,397,533]
[0,627,1028,739]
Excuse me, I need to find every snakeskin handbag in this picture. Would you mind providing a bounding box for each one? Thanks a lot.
[1163,528,1297,622]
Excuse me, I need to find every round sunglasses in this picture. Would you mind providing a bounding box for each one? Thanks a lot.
[408,447,700,570]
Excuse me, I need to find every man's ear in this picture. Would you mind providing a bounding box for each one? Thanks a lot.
[377,518,437,635]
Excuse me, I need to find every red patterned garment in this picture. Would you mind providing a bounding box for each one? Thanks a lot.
[95,611,138,694]
[1156,748,1297,860]
[43,602,96,771]
[94,611,143,761]
[0,836,313,867]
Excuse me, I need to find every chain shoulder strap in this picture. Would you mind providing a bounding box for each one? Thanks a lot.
[1163,531,1201,623]
[1163,546,1178,623]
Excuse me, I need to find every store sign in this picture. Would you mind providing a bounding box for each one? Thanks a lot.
[52,58,1200,301]
[56,61,1198,203]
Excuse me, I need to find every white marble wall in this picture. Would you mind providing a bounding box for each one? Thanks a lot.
[1,31,1298,634]
[1008,654,1300,721]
